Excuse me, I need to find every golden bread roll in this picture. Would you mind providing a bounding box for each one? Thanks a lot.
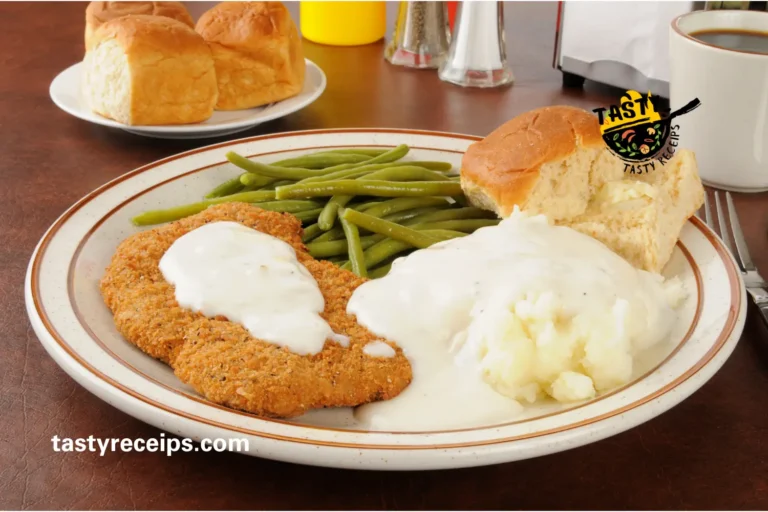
[196,2,305,110]
[461,106,704,273]
[461,105,624,222]
[85,1,194,50]
[82,15,218,126]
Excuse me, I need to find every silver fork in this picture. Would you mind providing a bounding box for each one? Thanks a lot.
[701,190,768,325]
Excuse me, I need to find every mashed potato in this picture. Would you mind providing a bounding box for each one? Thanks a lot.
[456,271,683,404]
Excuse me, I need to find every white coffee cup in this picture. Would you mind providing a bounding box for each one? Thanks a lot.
[670,10,768,192]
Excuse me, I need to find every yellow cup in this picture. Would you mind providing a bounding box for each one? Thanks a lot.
[300,1,386,46]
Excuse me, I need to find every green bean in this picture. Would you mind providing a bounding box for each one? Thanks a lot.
[382,206,443,224]
[302,223,324,242]
[428,229,469,239]
[204,177,244,199]
[345,229,467,270]
[299,167,378,184]
[258,179,294,191]
[132,204,210,226]
[409,219,500,232]
[276,180,462,200]
[227,152,329,180]
[292,157,368,176]
[271,153,370,168]
[298,162,453,185]
[355,144,409,165]
[321,148,389,157]
[340,216,367,277]
[206,190,276,204]
[350,240,410,269]
[340,208,441,249]
[360,161,452,171]
[368,263,393,279]
[362,166,448,182]
[293,208,325,223]
[402,207,498,225]
[354,199,387,211]
[402,161,453,172]
[305,234,385,258]
[355,233,388,245]
[299,163,409,184]
[241,182,264,192]
[252,200,322,213]
[239,172,277,188]
[356,197,451,218]
[312,226,345,242]
[295,162,358,180]
[132,190,276,226]
[300,161,418,185]
[318,195,351,231]
[326,256,349,265]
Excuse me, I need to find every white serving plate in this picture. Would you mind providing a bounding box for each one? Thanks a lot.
[25,129,746,470]
[49,60,326,139]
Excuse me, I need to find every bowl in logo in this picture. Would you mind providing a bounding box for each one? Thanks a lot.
[602,99,701,162]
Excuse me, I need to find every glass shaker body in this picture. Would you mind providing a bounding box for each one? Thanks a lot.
[438,1,514,87]
[384,1,451,68]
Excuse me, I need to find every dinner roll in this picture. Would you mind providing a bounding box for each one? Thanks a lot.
[196,2,305,110]
[85,1,194,51]
[461,106,705,272]
[567,150,704,273]
[461,106,625,221]
[82,15,218,126]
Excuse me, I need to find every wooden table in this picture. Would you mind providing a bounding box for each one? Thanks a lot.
[2,2,768,509]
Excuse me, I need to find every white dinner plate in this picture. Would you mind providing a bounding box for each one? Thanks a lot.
[25,129,746,470]
[49,60,326,139]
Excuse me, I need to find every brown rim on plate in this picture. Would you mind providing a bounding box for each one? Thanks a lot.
[65,144,704,435]
[671,9,768,57]
[29,128,743,450]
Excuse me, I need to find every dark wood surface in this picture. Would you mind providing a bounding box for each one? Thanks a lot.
[2,2,768,510]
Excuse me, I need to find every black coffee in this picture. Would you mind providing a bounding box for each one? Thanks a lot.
[690,29,768,54]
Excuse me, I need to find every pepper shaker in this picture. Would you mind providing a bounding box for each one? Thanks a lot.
[384,1,451,69]
[438,1,514,87]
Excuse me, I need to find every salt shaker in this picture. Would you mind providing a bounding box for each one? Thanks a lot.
[438,1,514,87]
[384,1,451,69]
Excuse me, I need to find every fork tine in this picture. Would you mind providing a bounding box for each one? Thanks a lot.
[704,191,714,231]
[725,191,755,271]
[715,190,739,268]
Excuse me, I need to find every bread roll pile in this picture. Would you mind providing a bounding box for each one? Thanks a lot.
[81,1,305,126]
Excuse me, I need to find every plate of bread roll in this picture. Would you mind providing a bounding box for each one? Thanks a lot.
[50,2,326,139]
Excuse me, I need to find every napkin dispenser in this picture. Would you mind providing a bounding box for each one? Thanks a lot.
[553,1,700,98]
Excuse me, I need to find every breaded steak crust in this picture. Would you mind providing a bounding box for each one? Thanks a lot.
[100,203,412,418]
